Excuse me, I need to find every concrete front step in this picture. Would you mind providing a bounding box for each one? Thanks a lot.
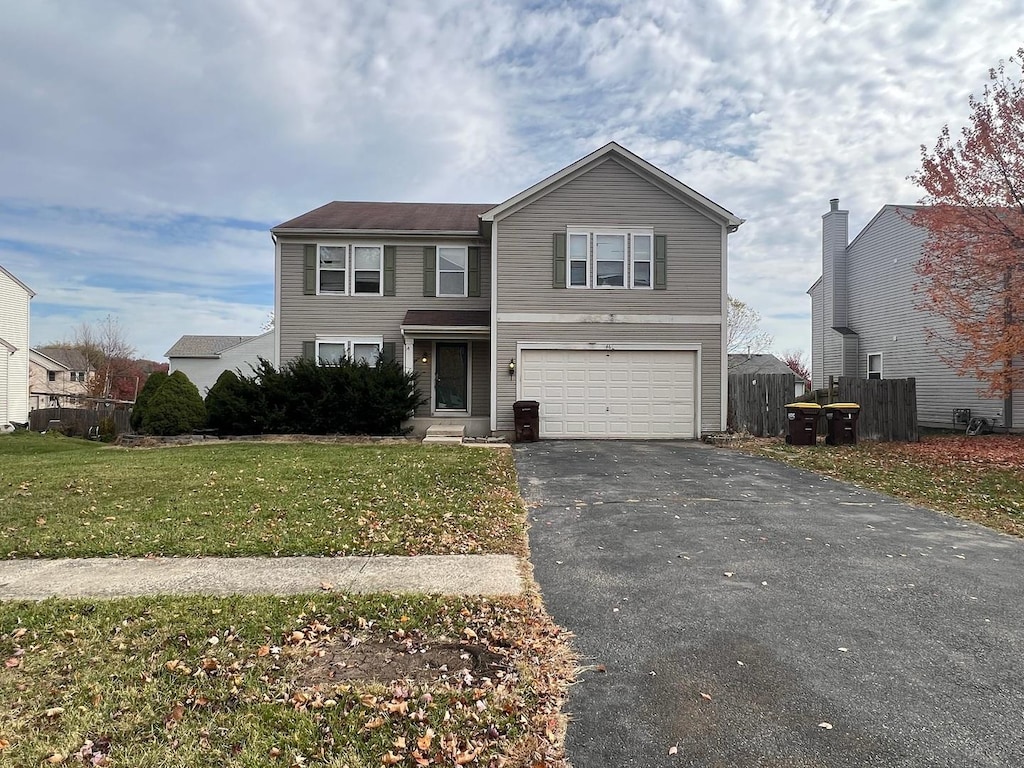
[422,424,465,444]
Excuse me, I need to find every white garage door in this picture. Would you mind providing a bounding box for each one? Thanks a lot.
[519,349,697,439]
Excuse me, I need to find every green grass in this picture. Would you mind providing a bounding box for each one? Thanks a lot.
[0,592,570,767]
[0,434,525,558]
[729,436,1024,537]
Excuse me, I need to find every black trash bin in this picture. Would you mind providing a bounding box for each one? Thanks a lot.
[513,400,540,442]
[823,403,860,445]
[784,403,821,445]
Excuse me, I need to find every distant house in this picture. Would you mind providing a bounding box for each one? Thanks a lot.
[165,332,274,396]
[29,347,95,410]
[807,199,1021,430]
[728,353,806,398]
[0,265,34,427]
[273,142,743,439]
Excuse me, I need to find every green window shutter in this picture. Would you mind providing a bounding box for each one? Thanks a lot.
[468,247,481,297]
[383,245,397,296]
[552,233,566,289]
[423,246,437,297]
[303,245,317,295]
[302,341,315,361]
[381,342,396,364]
[654,235,668,290]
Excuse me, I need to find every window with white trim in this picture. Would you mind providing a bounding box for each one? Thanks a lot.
[631,233,653,289]
[867,353,882,379]
[318,245,347,294]
[437,246,468,297]
[565,227,653,289]
[352,245,383,295]
[568,233,589,288]
[315,337,384,365]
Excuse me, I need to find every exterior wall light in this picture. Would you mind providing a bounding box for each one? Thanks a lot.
[508,359,516,378]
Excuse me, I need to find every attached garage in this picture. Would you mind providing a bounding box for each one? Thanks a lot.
[518,348,698,439]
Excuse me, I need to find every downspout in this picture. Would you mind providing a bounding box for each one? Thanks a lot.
[271,232,281,369]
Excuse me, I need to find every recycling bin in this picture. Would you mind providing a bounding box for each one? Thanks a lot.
[513,400,540,442]
[784,402,821,445]
[823,403,861,445]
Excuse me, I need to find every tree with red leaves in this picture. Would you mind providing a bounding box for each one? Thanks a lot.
[909,49,1024,400]
[781,349,811,386]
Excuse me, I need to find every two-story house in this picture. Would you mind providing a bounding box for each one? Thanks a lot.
[0,264,34,428]
[28,346,94,410]
[273,143,742,439]
[808,199,1021,430]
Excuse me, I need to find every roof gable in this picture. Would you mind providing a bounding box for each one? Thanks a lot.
[728,354,795,376]
[481,142,743,229]
[0,264,35,297]
[32,347,93,371]
[165,335,257,359]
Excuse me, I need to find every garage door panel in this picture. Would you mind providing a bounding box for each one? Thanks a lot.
[520,349,696,439]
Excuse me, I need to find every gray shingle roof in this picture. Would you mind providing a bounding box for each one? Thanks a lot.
[727,354,795,376]
[34,346,93,371]
[401,310,491,329]
[165,335,255,359]
[273,202,495,234]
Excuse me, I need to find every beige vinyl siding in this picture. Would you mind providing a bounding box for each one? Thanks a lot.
[0,270,31,423]
[496,322,721,433]
[493,157,726,435]
[495,158,723,315]
[411,339,490,418]
[278,239,490,364]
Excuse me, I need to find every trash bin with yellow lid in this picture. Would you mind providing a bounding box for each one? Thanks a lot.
[784,402,821,446]
[822,403,861,445]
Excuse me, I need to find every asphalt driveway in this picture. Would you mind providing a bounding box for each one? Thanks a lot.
[517,441,1024,768]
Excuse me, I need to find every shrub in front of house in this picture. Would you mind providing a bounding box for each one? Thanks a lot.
[205,369,266,435]
[217,356,421,436]
[142,371,207,436]
[131,370,167,431]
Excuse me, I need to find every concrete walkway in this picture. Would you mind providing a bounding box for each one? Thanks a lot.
[0,554,524,600]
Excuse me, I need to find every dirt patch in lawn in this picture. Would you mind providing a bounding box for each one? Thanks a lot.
[294,640,507,686]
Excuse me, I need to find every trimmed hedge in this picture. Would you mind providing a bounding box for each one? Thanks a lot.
[131,370,167,431]
[142,371,207,436]
[205,356,422,436]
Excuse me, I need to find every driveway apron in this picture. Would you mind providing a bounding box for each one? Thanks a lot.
[517,441,1024,768]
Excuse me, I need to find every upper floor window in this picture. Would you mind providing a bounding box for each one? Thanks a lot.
[317,244,384,296]
[353,246,383,295]
[47,371,56,382]
[318,246,348,293]
[437,246,468,297]
[564,227,655,289]
[867,354,882,379]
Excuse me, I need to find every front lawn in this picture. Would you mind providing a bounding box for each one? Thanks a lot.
[0,592,571,767]
[0,434,524,558]
[729,434,1024,537]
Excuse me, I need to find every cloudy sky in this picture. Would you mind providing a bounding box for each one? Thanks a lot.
[2,0,1022,362]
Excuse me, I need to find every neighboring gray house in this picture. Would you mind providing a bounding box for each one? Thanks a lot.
[165,332,274,396]
[808,199,1021,430]
[273,142,742,439]
[728,353,806,397]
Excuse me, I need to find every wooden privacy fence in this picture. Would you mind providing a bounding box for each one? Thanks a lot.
[28,408,131,437]
[838,377,919,442]
[728,373,795,436]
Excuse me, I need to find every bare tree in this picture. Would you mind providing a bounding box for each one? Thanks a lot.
[73,315,137,399]
[727,295,773,354]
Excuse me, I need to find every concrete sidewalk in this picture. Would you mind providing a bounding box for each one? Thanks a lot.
[0,554,524,600]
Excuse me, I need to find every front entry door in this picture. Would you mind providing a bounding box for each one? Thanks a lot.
[435,342,469,412]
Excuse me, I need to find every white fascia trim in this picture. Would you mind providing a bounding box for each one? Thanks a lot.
[497,313,722,324]
[720,224,729,432]
[489,221,498,433]
[400,326,490,336]
[273,234,281,368]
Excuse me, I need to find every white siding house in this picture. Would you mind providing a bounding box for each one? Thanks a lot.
[0,265,34,427]
[808,200,1021,430]
[166,332,274,396]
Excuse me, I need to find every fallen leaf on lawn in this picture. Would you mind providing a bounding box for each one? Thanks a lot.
[668,745,678,755]
[393,736,407,750]
[818,722,833,730]
[0,738,10,750]
[699,692,712,701]
[381,752,402,765]
[12,628,27,639]
[723,572,734,578]
[166,704,185,727]
[257,645,271,657]
[45,754,66,764]
[45,707,64,718]
[363,717,386,731]
[269,747,281,757]
[455,748,481,765]
[463,627,478,640]
[4,657,21,669]
[417,729,435,751]
[320,581,334,591]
